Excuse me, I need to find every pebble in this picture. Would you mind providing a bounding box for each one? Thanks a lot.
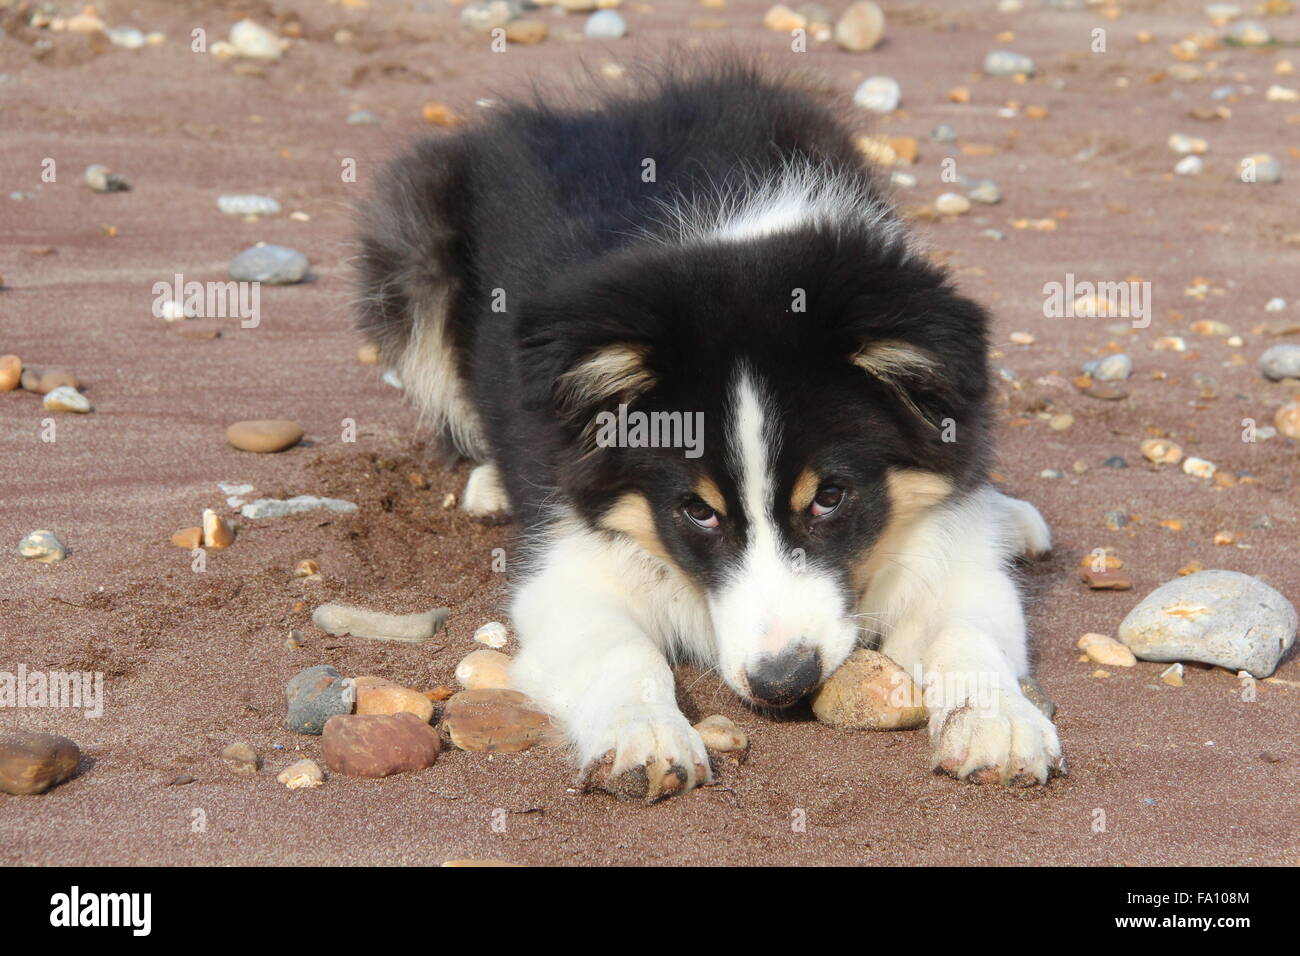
[1077,633,1137,667]
[935,192,971,215]
[1160,663,1185,687]
[1104,510,1129,530]
[1117,570,1297,678]
[225,419,304,453]
[1080,568,1132,590]
[221,742,259,774]
[0,731,80,795]
[984,50,1035,77]
[764,4,806,32]
[106,26,146,49]
[853,76,901,114]
[1049,413,1074,431]
[354,676,435,723]
[1168,133,1208,155]
[0,354,20,391]
[693,714,748,752]
[473,621,509,649]
[1009,330,1035,345]
[585,10,626,38]
[1274,401,1300,439]
[240,496,358,519]
[217,194,281,217]
[1182,456,1217,479]
[321,712,440,778]
[228,244,308,284]
[17,530,66,563]
[171,527,202,549]
[455,648,514,690]
[294,558,320,577]
[230,19,286,60]
[504,19,548,44]
[1019,677,1056,720]
[440,689,554,752]
[810,648,927,730]
[1266,85,1299,103]
[1257,344,1300,381]
[1084,352,1133,381]
[42,386,90,414]
[83,164,130,193]
[1175,155,1203,175]
[1265,297,1286,312]
[277,758,323,789]
[312,603,449,644]
[358,342,380,365]
[1140,438,1183,465]
[834,1,884,52]
[20,367,79,394]
[460,1,514,33]
[1224,19,1270,46]
[284,664,355,735]
[931,124,958,143]
[347,109,382,126]
[201,508,234,549]
[967,180,1002,204]
[1103,455,1128,468]
[1238,153,1281,184]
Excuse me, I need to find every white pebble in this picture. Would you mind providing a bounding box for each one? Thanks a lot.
[473,621,509,649]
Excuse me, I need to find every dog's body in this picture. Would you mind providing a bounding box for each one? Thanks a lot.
[357,64,1063,800]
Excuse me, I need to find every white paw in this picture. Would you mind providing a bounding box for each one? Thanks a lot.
[1001,494,1052,558]
[929,690,1065,787]
[580,706,713,803]
[461,462,510,517]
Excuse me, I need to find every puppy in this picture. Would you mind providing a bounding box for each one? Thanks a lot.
[356,62,1063,801]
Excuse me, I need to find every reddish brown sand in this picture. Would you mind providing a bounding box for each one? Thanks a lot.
[1,0,1297,866]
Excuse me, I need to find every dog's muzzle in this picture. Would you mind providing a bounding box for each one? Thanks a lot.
[746,645,822,707]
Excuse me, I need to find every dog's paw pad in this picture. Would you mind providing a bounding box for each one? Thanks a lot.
[929,693,1063,787]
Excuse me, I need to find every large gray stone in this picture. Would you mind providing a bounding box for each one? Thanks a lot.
[1117,570,1296,678]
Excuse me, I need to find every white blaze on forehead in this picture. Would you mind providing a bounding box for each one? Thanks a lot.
[727,366,782,553]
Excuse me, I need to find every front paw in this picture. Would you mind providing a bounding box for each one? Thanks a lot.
[580,708,712,803]
[929,691,1065,787]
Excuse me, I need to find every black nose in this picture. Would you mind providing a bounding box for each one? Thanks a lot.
[747,646,822,707]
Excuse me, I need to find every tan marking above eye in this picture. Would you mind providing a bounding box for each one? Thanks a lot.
[693,476,727,516]
[790,467,820,513]
[600,492,674,564]
[852,469,954,594]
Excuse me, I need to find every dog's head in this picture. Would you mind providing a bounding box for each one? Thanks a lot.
[518,225,990,707]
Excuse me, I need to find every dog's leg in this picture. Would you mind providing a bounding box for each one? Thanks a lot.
[461,462,510,517]
[876,490,1063,786]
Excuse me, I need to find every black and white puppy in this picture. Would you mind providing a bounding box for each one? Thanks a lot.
[356,63,1063,800]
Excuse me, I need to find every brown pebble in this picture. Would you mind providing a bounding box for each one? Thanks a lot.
[1080,568,1133,590]
[504,18,547,44]
[225,419,304,453]
[202,509,234,549]
[0,731,80,795]
[321,712,441,778]
[293,558,320,577]
[0,354,20,391]
[357,342,380,365]
[440,689,553,752]
[422,102,463,126]
[221,742,259,774]
[425,685,455,702]
[20,367,80,395]
[171,526,202,549]
[1275,401,1300,440]
[811,648,927,730]
[354,676,435,722]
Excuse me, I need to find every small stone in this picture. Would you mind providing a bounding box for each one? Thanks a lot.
[693,714,748,752]
[984,50,1035,77]
[1258,344,1300,381]
[1009,331,1035,345]
[505,18,548,43]
[853,76,901,114]
[240,496,358,519]
[1085,353,1133,381]
[0,354,20,391]
[294,558,320,577]
[1040,469,1064,480]
[1018,677,1056,720]
[1077,632,1137,667]
[1224,19,1270,46]
[455,648,514,690]
[354,677,436,723]
[322,713,440,778]
[277,758,323,789]
[217,194,281,217]
[1049,413,1074,431]
[18,530,66,563]
[202,508,234,549]
[230,19,286,60]
[229,244,308,284]
[221,742,259,774]
[1168,133,1208,155]
[1175,155,1203,175]
[834,1,884,52]
[42,386,90,414]
[83,164,130,193]
[357,342,380,365]
[171,527,202,549]
[461,0,515,32]
[1160,663,1185,687]
[1081,568,1132,590]
[440,689,554,752]
[473,621,509,649]
[0,731,80,795]
[1117,570,1297,678]
[285,664,355,735]
[1140,438,1183,465]
[967,181,1002,204]
[1238,153,1281,184]
[1265,297,1286,312]
[225,419,304,453]
[935,192,971,216]
[106,26,146,49]
[764,4,806,32]
[312,603,449,644]
[585,10,626,37]
[347,109,382,125]
[1103,455,1128,468]
[1267,85,1299,103]
[20,367,79,394]
[1274,401,1300,439]
[1104,510,1129,531]
[811,648,927,730]
[1182,456,1217,479]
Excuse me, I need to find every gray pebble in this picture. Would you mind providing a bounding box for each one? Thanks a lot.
[1103,455,1128,468]
[1117,570,1297,679]
[1104,510,1129,530]
[240,496,358,519]
[984,50,1035,77]
[1084,352,1133,381]
[229,244,308,284]
[1224,19,1271,46]
[931,124,957,143]
[585,9,627,38]
[1258,344,1300,381]
[18,530,67,563]
[285,665,355,735]
[967,180,1002,205]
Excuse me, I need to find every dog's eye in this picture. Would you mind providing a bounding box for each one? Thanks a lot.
[810,484,844,518]
[683,500,720,530]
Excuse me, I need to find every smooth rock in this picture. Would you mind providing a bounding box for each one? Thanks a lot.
[20,367,79,394]
[967,180,1002,204]
[230,19,286,60]
[455,648,514,690]
[0,354,20,391]
[935,192,971,215]
[171,526,202,549]
[1140,438,1183,464]
[1077,633,1137,667]
[1168,133,1208,155]
[504,18,548,44]
[834,1,884,52]
[0,731,80,794]
[1084,353,1133,381]
[43,386,90,414]
[240,496,358,519]
[1274,401,1300,439]
[312,603,449,643]
[228,244,308,284]
[693,714,748,752]
[83,164,130,192]
[284,664,355,735]
[853,76,901,113]
[984,50,1035,76]
[217,194,281,216]
[321,712,440,778]
[1117,570,1297,678]
[107,26,146,49]
[1080,569,1132,590]
[18,530,66,563]
[225,419,304,453]
[460,1,516,32]
[440,689,553,752]
[202,508,234,548]
[585,10,626,38]
[1175,155,1203,175]
[1224,19,1270,45]
[221,742,259,774]
[354,676,435,722]
[811,648,927,730]
[277,758,323,789]
[1258,344,1300,381]
[473,622,508,650]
